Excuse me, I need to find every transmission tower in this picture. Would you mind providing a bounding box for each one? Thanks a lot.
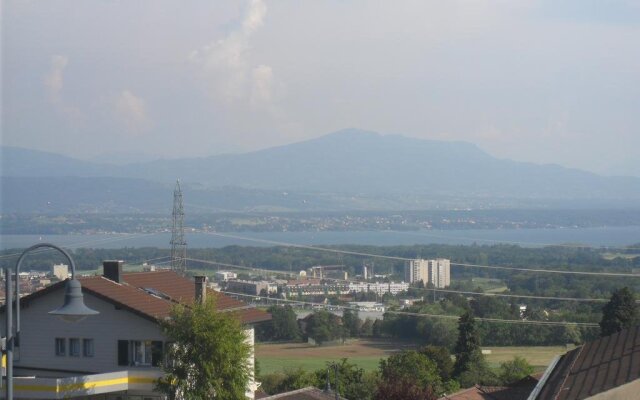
[170,179,187,274]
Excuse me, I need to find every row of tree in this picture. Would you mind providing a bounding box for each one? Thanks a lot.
[260,311,535,399]
[258,285,640,348]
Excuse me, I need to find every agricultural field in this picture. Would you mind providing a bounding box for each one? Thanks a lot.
[255,339,567,375]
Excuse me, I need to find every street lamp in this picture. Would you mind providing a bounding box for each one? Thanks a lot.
[4,243,99,399]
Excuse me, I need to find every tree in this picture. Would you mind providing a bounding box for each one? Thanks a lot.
[600,287,639,337]
[378,351,444,397]
[342,308,361,337]
[372,319,383,337]
[498,356,534,385]
[374,379,436,400]
[260,368,318,395]
[156,298,251,399]
[315,359,377,400]
[256,305,301,342]
[453,311,482,378]
[360,318,374,337]
[420,345,454,381]
[306,310,343,344]
[456,351,497,388]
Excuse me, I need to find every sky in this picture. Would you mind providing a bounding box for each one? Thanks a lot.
[2,0,639,176]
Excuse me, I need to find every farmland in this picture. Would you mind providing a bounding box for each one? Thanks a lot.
[255,339,567,375]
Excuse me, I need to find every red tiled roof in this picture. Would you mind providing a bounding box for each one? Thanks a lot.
[16,270,270,325]
[438,375,539,400]
[261,387,348,400]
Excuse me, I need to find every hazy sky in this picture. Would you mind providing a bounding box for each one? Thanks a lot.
[2,0,639,176]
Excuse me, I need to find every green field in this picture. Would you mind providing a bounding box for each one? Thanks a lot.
[483,346,569,370]
[256,340,567,375]
[258,356,383,374]
[469,277,509,293]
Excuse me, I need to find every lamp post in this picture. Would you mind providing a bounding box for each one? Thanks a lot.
[3,243,99,400]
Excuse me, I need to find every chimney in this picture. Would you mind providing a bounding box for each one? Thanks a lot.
[103,260,124,283]
[195,276,207,304]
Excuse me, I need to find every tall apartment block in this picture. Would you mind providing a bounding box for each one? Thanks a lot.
[405,259,429,285]
[428,258,451,288]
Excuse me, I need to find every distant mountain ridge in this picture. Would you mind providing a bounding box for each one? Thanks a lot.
[3,129,640,212]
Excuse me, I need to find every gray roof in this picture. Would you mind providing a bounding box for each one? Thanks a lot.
[534,325,640,399]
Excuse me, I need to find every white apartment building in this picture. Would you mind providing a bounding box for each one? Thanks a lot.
[51,263,69,280]
[214,270,238,281]
[405,259,429,285]
[348,281,409,296]
[428,258,451,288]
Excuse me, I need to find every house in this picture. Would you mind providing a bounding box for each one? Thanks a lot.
[438,375,540,400]
[259,386,348,399]
[0,261,271,399]
[528,325,640,399]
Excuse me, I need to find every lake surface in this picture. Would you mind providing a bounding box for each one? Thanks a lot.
[1,226,639,250]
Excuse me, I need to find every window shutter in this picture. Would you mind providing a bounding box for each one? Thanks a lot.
[151,341,163,366]
[117,340,129,366]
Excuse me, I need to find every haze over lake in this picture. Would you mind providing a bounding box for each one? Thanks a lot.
[2,226,639,250]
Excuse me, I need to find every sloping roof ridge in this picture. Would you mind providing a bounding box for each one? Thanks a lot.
[262,386,346,399]
[553,343,584,400]
[438,385,487,399]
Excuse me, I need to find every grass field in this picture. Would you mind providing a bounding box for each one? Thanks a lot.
[256,340,568,375]
[469,277,508,293]
[483,346,570,369]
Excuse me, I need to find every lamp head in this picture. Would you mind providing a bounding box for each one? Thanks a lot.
[49,279,99,322]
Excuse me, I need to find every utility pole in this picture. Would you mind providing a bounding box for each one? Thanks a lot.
[170,179,187,274]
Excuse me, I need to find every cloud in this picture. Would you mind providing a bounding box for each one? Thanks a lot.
[114,90,151,134]
[44,55,68,99]
[243,0,267,34]
[43,55,82,122]
[251,64,273,105]
[190,0,275,105]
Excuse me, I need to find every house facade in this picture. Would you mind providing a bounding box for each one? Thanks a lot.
[0,262,271,399]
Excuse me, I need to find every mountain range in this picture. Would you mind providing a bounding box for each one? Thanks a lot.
[2,129,639,213]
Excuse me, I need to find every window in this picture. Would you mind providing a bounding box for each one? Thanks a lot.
[69,338,80,357]
[55,338,66,356]
[118,340,163,367]
[133,340,152,366]
[83,339,95,357]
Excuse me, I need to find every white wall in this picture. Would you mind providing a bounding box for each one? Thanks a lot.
[1,286,165,374]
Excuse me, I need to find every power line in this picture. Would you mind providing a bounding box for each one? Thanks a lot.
[185,257,613,303]
[197,231,640,278]
[218,290,600,328]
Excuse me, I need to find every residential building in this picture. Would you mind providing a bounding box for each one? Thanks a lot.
[227,279,278,296]
[438,375,539,400]
[0,261,271,399]
[260,387,348,399]
[51,263,69,280]
[529,325,640,399]
[428,258,451,288]
[283,282,349,297]
[405,259,429,285]
[348,281,409,296]
[214,270,238,281]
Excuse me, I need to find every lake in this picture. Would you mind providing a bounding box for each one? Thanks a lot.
[1,226,639,250]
